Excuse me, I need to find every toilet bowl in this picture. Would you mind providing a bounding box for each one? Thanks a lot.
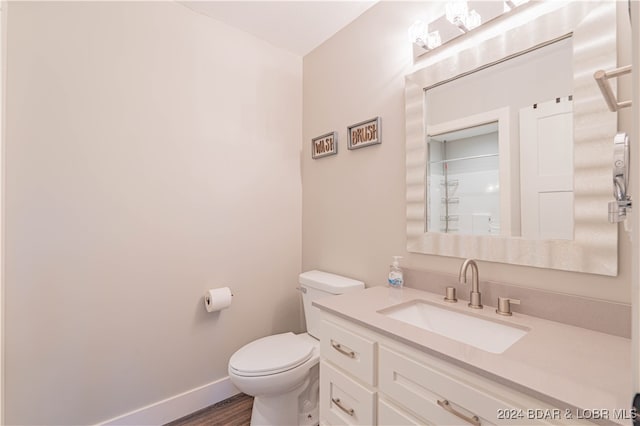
[229,332,320,425]
[227,270,364,426]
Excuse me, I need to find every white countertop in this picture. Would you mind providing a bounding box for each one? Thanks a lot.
[313,286,632,425]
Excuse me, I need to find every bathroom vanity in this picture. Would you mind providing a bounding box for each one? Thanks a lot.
[314,286,631,426]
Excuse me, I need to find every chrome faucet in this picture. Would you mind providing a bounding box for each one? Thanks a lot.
[458,259,483,309]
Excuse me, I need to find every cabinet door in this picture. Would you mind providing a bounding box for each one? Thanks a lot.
[320,319,376,386]
[320,361,376,425]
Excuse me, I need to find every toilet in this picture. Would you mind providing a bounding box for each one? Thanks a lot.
[228,270,364,426]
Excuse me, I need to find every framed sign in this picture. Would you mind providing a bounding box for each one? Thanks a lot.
[311,132,338,159]
[348,117,381,150]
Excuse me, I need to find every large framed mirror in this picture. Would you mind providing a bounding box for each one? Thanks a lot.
[405,1,618,276]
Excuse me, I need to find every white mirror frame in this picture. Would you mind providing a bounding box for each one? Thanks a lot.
[405,1,618,276]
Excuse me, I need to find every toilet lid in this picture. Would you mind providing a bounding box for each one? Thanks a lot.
[229,332,314,377]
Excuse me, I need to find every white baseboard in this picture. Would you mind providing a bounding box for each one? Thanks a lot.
[99,377,239,425]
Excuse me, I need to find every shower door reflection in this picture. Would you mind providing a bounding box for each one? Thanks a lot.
[428,122,500,235]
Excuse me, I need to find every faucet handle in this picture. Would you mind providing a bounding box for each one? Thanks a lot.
[496,297,520,316]
[444,287,458,303]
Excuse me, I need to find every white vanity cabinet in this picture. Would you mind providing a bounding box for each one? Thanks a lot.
[319,315,377,425]
[319,312,589,426]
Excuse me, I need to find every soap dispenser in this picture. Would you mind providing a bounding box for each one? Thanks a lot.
[388,256,404,288]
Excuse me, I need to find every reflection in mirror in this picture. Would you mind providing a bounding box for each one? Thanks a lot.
[428,122,501,235]
[520,97,574,240]
[425,36,573,238]
[405,1,618,275]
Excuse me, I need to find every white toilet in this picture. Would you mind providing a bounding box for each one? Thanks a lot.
[228,270,364,426]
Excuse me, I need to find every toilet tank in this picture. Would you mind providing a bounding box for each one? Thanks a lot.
[299,270,364,339]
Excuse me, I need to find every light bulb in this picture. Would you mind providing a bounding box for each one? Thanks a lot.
[426,31,442,50]
[407,20,427,45]
[466,10,482,30]
[445,0,469,25]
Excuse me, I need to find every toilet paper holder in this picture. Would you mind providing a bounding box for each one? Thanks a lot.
[205,293,235,305]
[204,287,234,312]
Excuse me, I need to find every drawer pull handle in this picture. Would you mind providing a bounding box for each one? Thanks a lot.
[437,399,481,426]
[331,397,355,417]
[331,340,355,358]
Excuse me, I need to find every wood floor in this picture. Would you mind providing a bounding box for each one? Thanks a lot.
[165,393,253,426]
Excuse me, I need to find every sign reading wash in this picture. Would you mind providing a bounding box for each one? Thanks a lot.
[348,117,381,150]
[311,132,338,159]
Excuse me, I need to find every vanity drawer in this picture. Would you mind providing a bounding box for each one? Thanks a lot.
[320,360,376,426]
[320,319,376,386]
[381,393,496,426]
[379,345,566,425]
[378,398,426,426]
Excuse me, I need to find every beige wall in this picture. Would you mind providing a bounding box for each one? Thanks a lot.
[302,1,633,304]
[5,2,302,424]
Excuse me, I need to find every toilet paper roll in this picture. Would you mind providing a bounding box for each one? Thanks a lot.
[205,287,233,312]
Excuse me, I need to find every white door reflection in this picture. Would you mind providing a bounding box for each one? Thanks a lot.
[520,98,574,240]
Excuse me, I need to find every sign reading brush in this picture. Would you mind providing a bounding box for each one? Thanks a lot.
[348,117,381,150]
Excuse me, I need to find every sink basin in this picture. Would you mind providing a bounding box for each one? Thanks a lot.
[379,300,529,354]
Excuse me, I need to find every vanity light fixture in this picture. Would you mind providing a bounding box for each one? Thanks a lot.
[408,20,442,50]
[410,0,529,56]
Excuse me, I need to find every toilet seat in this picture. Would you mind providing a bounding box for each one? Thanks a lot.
[229,332,314,377]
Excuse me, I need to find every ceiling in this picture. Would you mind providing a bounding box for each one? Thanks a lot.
[180,1,378,56]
